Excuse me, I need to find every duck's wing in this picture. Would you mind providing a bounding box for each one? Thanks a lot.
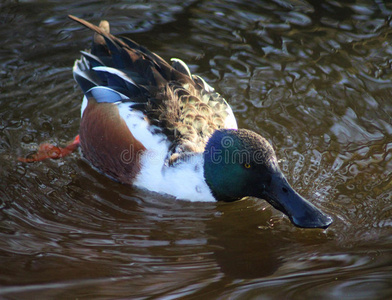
[69,15,237,156]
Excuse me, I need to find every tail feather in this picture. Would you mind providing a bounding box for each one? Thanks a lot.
[68,15,192,86]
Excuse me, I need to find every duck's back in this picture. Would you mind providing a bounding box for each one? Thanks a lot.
[71,15,237,165]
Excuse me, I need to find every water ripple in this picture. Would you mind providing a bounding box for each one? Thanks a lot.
[1,0,392,299]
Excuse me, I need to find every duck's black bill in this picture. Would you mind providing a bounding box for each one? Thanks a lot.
[263,174,332,229]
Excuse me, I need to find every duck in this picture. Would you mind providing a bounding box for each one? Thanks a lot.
[20,15,332,229]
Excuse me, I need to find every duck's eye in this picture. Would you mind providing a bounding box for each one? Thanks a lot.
[244,163,251,169]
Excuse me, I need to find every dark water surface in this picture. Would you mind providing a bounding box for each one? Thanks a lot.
[1,0,392,299]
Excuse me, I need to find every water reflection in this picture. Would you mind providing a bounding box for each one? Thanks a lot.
[1,0,392,298]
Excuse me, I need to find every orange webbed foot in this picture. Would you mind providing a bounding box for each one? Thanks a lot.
[18,135,80,163]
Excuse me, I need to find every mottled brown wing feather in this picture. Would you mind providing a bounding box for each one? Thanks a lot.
[69,15,234,157]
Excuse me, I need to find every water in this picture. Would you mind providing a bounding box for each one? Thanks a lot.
[1,0,392,299]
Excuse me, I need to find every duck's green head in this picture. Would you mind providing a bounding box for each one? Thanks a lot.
[203,129,332,229]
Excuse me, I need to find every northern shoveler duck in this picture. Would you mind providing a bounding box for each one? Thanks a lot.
[20,15,332,229]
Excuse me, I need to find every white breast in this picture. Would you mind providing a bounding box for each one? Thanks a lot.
[117,102,216,202]
[136,152,215,202]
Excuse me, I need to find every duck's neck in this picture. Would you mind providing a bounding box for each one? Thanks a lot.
[202,130,246,202]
